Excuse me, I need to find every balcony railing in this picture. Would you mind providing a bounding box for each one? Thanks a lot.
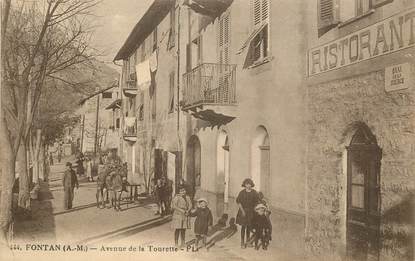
[183,63,237,109]
[124,117,137,137]
[125,72,137,89]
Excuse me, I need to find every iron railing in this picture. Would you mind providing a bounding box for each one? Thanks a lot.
[125,72,137,89]
[124,117,137,136]
[183,63,237,108]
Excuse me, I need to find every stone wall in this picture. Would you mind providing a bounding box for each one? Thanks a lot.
[305,63,415,260]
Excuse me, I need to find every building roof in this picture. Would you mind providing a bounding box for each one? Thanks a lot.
[113,0,175,61]
[184,0,233,17]
[79,81,118,105]
[105,99,122,110]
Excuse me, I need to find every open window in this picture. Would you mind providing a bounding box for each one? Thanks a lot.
[241,0,270,68]
[319,0,393,37]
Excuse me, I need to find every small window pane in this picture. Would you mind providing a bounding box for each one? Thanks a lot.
[368,161,379,212]
[351,185,364,208]
[102,92,112,99]
[351,157,365,185]
[340,0,356,21]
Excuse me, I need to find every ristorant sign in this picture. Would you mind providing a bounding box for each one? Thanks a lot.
[308,8,415,76]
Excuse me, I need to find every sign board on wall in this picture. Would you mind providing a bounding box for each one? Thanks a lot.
[385,63,413,92]
[308,8,415,76]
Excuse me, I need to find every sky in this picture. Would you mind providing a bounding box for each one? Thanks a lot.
[90,0,153,69]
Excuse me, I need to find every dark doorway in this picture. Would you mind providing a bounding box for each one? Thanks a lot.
[346,125,381,261]
[186,136,201,199]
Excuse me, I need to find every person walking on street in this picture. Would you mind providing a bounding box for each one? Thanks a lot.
[171,186,192,248]
[49,152,54,166]
[163,176,173,214]
[57,145,62,163]
[155,179,166,216]
[236,178,259,248]
[188,198,213,251]
[86,157,93,182]
[76,153,85,176]
[63,162,79,210]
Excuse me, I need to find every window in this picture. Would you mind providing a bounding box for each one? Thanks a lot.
[141,40,146,61]
[153,27,158,51]
[346,125,381,259]
[318,0,393,37]
[168,7,176,49]
[340,0,371,22]
[168,71,175,113]
[192,36,202,68]
[218,12,230,65]
[243,0,269,68]
[116,118,120,129]
[138,93,144,121]
[102,92,112,99]
[152,82,156,120]
[138,105,144,121]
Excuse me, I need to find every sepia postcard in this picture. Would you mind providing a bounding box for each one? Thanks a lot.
[0,0,414,260]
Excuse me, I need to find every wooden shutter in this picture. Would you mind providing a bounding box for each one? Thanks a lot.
[186,44,191,72]
[261,0,269,23]
[253,0,261,27]
[168,72,175,113]
[372,0,393,8]
[252,0,269,28]
[317,0,339,37]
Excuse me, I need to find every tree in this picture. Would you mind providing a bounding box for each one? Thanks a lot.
[0,0,100,244]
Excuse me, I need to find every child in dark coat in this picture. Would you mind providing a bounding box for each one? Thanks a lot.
[189,198,213,251]
[252,203,272,250]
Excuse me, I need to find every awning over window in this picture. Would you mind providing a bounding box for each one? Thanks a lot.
[105,99,121,110]
[184,0,233,17]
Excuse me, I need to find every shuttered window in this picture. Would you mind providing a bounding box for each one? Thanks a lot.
[168,71,175,114]
[243,0,269,68]
[252,0,269,29]
[321,0,393,37]
[218,12,230,65]
[318,0,339,37]
[168,7,176,49]
[153,27,158,51]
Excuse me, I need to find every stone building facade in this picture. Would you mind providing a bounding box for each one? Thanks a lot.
[113,0,414,260]
[305,0,414,260]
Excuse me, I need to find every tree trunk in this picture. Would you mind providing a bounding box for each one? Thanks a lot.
[0,117,16,245]
[30,130,41,184]
[17,141,30,210]
[38,140,45,181]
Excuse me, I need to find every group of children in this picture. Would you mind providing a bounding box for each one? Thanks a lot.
[172,178,272,251]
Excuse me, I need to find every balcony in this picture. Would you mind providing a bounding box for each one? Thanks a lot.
[182,63,237,125]
[123,72,138,97]
[123,117,137,142]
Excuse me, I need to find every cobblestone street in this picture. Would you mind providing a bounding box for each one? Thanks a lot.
[8,157,302,261]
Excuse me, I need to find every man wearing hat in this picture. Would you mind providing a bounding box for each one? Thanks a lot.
[63,162,79,210]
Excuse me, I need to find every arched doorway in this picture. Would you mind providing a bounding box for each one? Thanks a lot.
[186,135,201,199]
[346,124,381,261]
[251,126,270,200]
[217,130,230,214]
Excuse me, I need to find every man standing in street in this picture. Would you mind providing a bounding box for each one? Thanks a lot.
[63,162,79,210]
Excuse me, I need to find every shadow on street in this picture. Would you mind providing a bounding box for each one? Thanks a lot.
[77,216,172,245]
